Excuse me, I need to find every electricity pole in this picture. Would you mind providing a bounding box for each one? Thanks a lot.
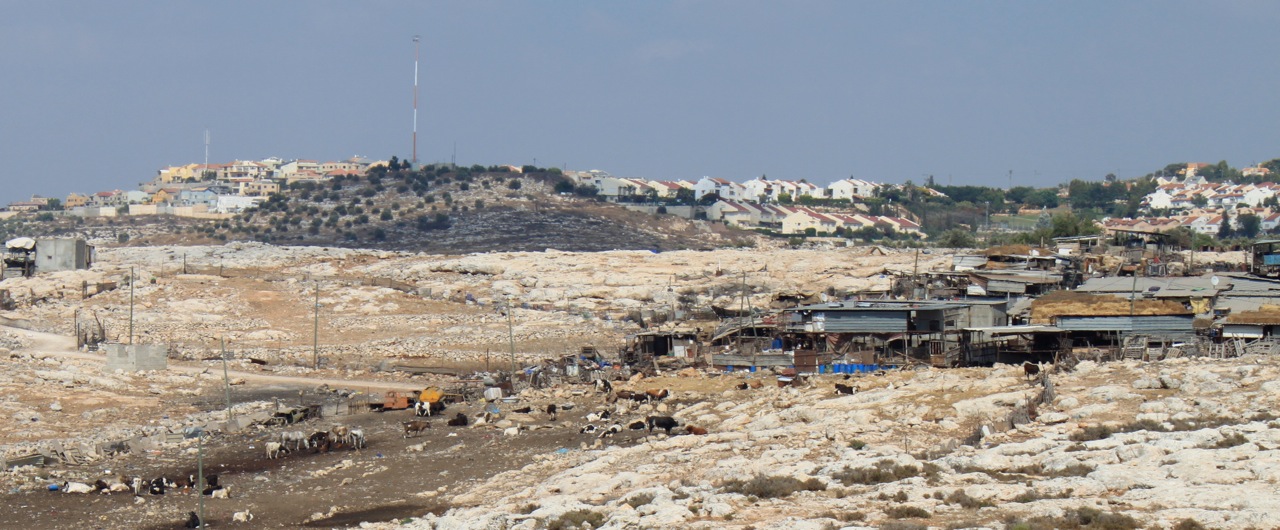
[128,266,135,345]
[506,298,517,374]
[221,337,232,421]
[312,283,320,370]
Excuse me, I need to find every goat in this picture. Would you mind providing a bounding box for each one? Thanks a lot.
[184,511,202,529]
[402,420,431,438]
[736,381,750,390]
[131,476,144,496]
[545,403,558,422]
[834,383,855,395]
[595,379,612,394]
[233,510,254,523]
[503,425,524,436]
[329,425,351,448]
[585,410,611,423]
[613,390,636,402]
[628,420,647,430]
[104,477,131,494]
[685,425,708,435]
[61,481,94,494]
[646,415,679,434]
[92,479,110,493]
[1023,362,1041,381]
[280,430,308,451]
[347,428,366,450]
[308,431,331,453]
[209,486,231,499]
[415,401,445,417]
[512,406,533,414]
[172,474,194,492]
[148,477,166,495]
[206,474,219,488]
[266,441,287,459]
[579,424,598,434]
[446,412,469,427]
[598,423,622,438]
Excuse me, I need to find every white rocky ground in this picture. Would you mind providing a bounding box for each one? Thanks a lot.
[1,243,1270,530]
[353,356,1280,530]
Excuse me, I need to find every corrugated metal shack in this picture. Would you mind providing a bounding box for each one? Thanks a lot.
[960,325,1069,366]
[780,300,1008,366]
[1053,314,1196,343]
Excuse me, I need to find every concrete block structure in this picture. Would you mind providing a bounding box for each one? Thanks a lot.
[102,343,168,372]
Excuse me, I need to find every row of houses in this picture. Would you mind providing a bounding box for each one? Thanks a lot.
[706,200,923,236]
[1143,173,1280,212]
[566,170,888,203]
[1103,207,1280,237]
[154,156,377,185]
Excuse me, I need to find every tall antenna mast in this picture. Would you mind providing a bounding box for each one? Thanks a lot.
[203,129,210,180]
[412,35,420,168]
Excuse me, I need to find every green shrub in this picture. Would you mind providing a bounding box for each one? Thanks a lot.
[1172,518,1207,530]
[720,475,826,498]
[1214,433,1249,449]
[1069,425,1113,442]
[884,505,931,519]
[831,461,921,486]
[546,509,604,530]
[945,489,992,509]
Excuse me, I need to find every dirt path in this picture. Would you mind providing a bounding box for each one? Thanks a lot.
[5,325,425,392]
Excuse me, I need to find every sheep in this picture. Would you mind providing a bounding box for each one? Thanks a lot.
[61,481,94,494]
[266,441,287,459]
[233,510,254,523]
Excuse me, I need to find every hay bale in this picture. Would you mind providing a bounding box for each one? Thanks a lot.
[1030,291,1189,323]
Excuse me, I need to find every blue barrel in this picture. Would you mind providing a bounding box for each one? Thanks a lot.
[817,365,826,374]
[836,364,846,374]
[748,366,757,373]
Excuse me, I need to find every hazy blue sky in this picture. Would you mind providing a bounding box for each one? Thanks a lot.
[4,1,1280,204]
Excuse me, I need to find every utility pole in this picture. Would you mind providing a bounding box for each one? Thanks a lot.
[196,432,205,528]
[221,337,232,421]
[312,283,320,370]
[128,266,135,345]
[506,298,517,374]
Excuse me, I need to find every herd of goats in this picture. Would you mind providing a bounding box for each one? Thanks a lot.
[42,366,967,528]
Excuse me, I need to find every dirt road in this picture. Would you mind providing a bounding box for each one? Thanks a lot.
[5,325,425,392]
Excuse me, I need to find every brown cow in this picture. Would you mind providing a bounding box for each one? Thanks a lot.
[402,420,431,438]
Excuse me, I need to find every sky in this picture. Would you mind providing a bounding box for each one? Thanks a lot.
[4,1,1280,205]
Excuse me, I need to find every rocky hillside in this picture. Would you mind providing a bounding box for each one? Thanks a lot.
[0,168,756,254]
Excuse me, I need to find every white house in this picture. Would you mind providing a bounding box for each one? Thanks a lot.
[780,208,838,235]
[693,177,744,202]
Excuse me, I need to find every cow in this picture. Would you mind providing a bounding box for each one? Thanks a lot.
[184,511,202,529]
[266,441,287,459]
[446,412,469,427]
[834,383,855,395]
[545,404,558,421]
[308,431,331,453]
[402,420,431,438]
[1023,362,1041,381]
[685,425,708,435]
[645,389,670,402]
[280,431,308,451]
[646,416,679,434]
